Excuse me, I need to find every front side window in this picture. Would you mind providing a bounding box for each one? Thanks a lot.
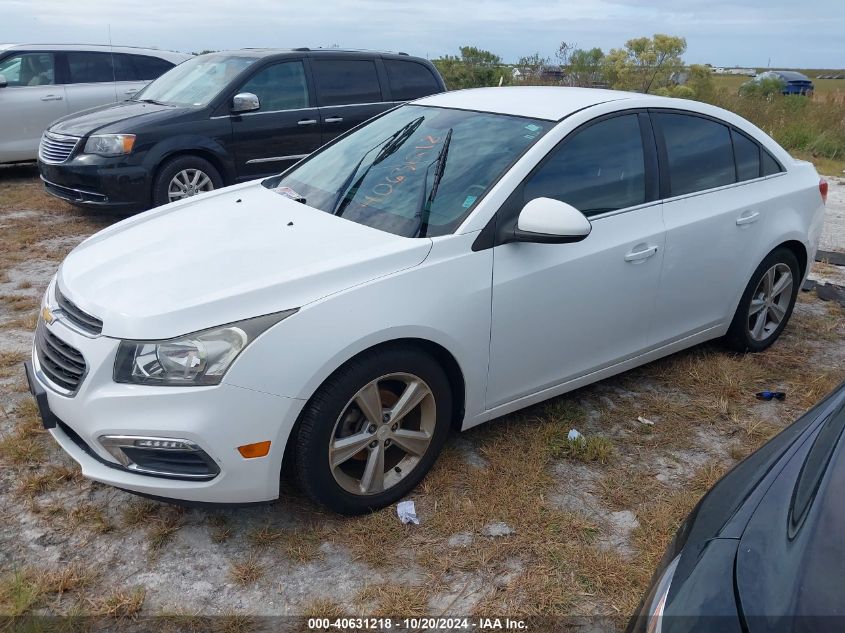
[524,114,646,216]
[66,52,115,84]
[656,112,736,196]
[385,60,441,101]
[312,59,382,106]
[0,53,55,86]
[238,61,309,111]
[134,54,257,107]
[263,105,548,237]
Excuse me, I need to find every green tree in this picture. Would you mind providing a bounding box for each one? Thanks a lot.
[567,47,606,87]
[517,52,551,80]
[605,34,687,93]
[433,46,512,89]
[685,64,715,101]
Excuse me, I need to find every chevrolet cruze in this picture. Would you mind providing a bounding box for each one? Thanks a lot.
[25,87,827,514]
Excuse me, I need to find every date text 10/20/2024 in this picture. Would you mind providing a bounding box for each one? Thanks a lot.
[307,617,529,630]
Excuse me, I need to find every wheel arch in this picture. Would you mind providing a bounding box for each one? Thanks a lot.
[778,239,809,280]
[153,148,233,188]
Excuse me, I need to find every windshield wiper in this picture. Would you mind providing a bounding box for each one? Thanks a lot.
[330,116,424,217]
[135,98,167,106]
[413,128,452,238]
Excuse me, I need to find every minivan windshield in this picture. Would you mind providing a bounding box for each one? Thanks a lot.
[263,105,549,238]
[133,54,257,107]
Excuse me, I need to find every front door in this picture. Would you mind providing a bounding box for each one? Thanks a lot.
[487,113,665,409]
[0,52,67,161]
[230,60,322,180]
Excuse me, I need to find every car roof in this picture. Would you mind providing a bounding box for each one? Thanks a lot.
[212,48,426,61]
[414,86,653,121]
[772,70,810,81]
[2,43,190,63]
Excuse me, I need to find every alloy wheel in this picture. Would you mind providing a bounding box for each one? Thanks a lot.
[747,263,793,342]
[329,373,436,496]
[167,169,214,202]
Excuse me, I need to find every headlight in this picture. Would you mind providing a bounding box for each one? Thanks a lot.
[84,134,136,157]
[645,554,680,633]
[113,310,296,386]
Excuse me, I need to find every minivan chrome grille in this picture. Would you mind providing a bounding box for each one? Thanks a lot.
[39,132,80,164]
[56,287,103,335]
[35,322,87,394]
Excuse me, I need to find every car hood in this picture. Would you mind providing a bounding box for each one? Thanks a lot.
[48,100,187,137]
[735,383,845,626]
[57,182,432,339]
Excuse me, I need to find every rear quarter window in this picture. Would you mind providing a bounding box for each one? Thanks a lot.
[384,60,441,101]
[312,59,382,106]
[130,55,174,81]
[731,129,762,181]
[763,149,784,176]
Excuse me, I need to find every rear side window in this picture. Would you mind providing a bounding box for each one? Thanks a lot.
[239,61,309,111]
[130,55,174,80]
[384,60,441,101]
[763,150,784,176]
[312,59,382,106]
[0,52,55,86]
[656,113,736,196]
[732,129,761,181]
[113,54,138,81]
[66,52,115,84]
[524,114,646,216]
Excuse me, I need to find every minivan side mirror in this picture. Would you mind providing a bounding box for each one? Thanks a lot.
[512,197,592,244]
[232,92,260,113]
[0,75,7,88]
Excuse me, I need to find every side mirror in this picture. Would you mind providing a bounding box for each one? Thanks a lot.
[0,75,7,88]
[512,197,592,244]
[232,92,260,113]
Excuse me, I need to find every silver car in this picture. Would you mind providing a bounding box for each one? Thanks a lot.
[0,44,190,163]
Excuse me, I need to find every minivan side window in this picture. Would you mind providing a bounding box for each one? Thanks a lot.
[384,60,441,101]
[524,114,646,217]
[66,52,115,84]
[732,129,761,182]
[238,61,309,111]
[130,55,174,81]
[655,112,736,196]
[762,150,784,176]
[0,53,55,86]
[312,59,382,106]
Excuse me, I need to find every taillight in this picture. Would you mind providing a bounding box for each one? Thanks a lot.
[819,179,828,205]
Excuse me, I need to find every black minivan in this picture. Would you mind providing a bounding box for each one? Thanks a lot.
[38,49,446,212]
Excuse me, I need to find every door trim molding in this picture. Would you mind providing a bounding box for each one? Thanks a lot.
[245,154,308,165]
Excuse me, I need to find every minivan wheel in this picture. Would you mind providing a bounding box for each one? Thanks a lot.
[724,247,800,352]
[291,346,452,515]
[152,155,223,208]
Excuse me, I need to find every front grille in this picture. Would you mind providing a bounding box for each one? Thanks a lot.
[35,323,87,393]
[39,132,80,164]
[56,287,103,335]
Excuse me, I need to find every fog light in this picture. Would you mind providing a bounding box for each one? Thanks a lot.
[238,441,271,458]
[99,435,219,480]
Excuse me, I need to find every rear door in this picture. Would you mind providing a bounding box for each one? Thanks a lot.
[228,59,322,180]
[310,57,388,143]
[62,51,118,114]
[0,51,67,161]
[649,110,767,344]
[113,53,174,101]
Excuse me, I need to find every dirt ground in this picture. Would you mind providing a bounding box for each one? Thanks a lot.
[1,164,844,630]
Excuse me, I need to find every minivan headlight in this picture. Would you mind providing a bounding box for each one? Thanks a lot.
[84,134,136,157]
[113,310,296,386]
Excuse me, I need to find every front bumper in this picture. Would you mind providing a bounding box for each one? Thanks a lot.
[26,317,305,504]
[39,154,151,213]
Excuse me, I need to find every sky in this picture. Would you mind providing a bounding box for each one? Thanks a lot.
[2,0,843,69]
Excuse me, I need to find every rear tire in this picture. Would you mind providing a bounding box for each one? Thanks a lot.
[724,247,800,352]
[291,345,452,515]
[152,155,222,208]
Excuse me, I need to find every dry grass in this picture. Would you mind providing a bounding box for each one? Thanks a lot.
[302,597,349,619]
[121,499,161,527]
[69,501,113,534]
[0,564,99,616]
[357,583,431,617]
[147,508,185,551]
[85,587,145,618]
[228,557,265,586]
[17,463,81,498]
[0,399,47,465]
[552,433,615,464]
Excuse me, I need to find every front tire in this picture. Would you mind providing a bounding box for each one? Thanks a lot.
[724,247,800,352]
[152,155,222,208]
[291,345,452,515]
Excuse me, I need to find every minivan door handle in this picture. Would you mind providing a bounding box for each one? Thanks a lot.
[40,94,63,101]
[624,244,659,263]
[324,117,344,123]
[736,210,760,226]
[298,119,318,126]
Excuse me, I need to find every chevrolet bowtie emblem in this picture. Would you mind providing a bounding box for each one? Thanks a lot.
[41,306,55,324]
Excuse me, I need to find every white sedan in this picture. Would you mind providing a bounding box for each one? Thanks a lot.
[27,87,827,514]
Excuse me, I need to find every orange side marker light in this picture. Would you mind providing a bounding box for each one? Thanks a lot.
[238,441,271,458]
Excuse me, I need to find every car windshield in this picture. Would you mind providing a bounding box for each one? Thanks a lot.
[133,54,257,107]
[262,105,549,237]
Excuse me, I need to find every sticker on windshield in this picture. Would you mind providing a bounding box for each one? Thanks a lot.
[525,124,542,132]
[462,195,478,208]
[273,186,306,203]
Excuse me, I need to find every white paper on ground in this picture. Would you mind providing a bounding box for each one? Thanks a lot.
[397,500,420,525]
[568,429,584,442]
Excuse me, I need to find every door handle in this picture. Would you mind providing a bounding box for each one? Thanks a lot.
[298,119,318,126]
[736,210,760,226]
[40,94,63,101]
[124,89,139,95]
[324,117,344,123]
[624,245,659,263]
